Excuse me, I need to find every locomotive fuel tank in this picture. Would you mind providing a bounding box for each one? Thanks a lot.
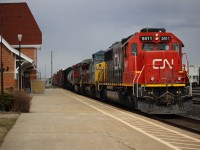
[106,87,128,106]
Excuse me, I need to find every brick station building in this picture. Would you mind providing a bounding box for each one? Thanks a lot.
[0,2,42,90]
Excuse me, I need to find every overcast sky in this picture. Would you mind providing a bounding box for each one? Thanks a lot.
[1,0,200,78]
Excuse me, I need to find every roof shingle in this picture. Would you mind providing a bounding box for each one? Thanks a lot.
[0,2,42,46]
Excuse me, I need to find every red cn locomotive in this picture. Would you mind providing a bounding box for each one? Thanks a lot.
[96,28,192,114]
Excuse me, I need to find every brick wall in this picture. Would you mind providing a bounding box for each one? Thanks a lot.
[0,45,16,90]
[0,44,37,91]
[21,48,36,60]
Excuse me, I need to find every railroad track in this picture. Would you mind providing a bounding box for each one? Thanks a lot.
[193,87,200,104]
[151,114,200,135]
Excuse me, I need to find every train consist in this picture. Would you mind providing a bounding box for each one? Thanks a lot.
[53,28,193,114]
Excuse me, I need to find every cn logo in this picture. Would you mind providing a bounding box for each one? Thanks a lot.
[153,59,174,69]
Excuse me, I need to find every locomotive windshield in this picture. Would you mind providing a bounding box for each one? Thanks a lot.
[142,43,169,51]
[142,43,154,50]
[157,44,169,50]
[95,55,104,61]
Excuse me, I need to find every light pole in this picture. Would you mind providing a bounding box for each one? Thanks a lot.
[18,34,22,90]
[0,35,4,111]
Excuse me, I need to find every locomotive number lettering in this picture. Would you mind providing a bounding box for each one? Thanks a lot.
[153,59,174,69]
[140,36,153,41]
[160,36,171,41]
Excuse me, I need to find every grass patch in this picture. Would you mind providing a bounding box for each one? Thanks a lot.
[0,117,18,147]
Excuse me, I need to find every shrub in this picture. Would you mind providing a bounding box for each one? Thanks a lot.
[0,90,32,112]
[0,92,14,111]
[12,90,32,113]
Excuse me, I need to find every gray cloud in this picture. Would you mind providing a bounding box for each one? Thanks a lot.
[1,0,200,78]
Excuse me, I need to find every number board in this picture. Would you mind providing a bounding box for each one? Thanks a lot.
[140,36,153,41]
[160,36,171,41]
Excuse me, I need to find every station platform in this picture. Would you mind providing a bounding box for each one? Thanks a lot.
[1,88,200,150]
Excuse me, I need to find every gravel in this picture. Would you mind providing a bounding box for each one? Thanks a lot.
[184,104,200,120]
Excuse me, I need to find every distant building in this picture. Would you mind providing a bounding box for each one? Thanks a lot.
[189,65,199,87]
[0,2,42,90]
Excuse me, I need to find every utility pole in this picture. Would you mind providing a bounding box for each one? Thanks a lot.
[45,64,46,79]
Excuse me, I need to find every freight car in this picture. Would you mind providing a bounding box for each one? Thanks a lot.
[52,69,63,87]
[53,28,192,114]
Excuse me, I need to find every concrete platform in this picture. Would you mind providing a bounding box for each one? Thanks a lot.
[1,88,200,150]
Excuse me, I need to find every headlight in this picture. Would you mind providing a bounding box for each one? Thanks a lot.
[178,77,181,81]
[155,34,159,40]
[151,77,154,81]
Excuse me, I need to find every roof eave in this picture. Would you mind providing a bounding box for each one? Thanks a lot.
[0,36,34,63]
[11,44,42,50]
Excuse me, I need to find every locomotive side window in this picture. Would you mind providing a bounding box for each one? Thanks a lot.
[142,43,154,51]
[172,43,180,54]
[123,45,128,57]
[131,43,138,55]
[157,44,169,50]
[114,53,120,69]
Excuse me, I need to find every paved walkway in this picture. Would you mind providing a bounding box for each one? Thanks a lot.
[1,88,138,150]
[1,88,193,150]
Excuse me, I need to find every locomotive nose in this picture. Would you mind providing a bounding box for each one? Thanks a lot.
[142,51,180,84]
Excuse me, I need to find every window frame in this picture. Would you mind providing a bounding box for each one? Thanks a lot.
[131,43,138,56]
[172,42,180,54]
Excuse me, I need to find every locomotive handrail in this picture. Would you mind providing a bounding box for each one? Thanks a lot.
[136,65,145,97]
[182,53,189,73]
[132,72,138,96]
[132,65,146,97]
[132,52,137,96]
[182,53,192,95]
